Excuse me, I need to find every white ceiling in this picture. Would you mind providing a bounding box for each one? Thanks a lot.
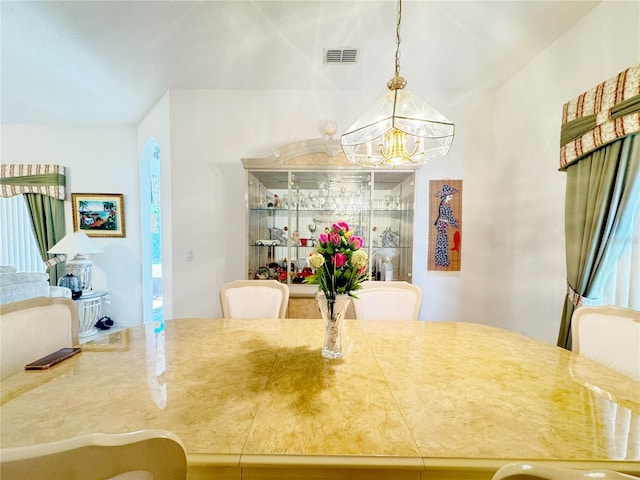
[1,0,601,125]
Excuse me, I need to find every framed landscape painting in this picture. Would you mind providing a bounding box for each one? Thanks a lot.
[72,193,126,237]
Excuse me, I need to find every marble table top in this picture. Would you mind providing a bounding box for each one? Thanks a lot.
[1,318,639,479]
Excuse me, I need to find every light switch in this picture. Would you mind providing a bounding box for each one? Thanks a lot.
[184,249,193,261]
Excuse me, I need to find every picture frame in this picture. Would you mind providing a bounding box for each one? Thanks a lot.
[72,193,126,237]
[428,180,462,272]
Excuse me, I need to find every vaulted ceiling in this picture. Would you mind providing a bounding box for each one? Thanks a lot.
[1,1,600,125]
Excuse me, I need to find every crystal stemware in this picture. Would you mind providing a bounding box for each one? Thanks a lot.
[307,223,317,240]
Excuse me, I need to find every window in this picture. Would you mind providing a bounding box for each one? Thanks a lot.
[0,195,45,272]
[601,203,639,309]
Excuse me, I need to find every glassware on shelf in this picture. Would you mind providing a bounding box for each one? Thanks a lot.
[381,257,394,281]
[307,224,317,241]
[381,227,400,247]
[244,166,415,285]
[302,197,310,210]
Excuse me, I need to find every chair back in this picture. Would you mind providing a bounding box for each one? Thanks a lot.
[0,429,187,480]
[352,281,422,321]
[220,280,289,318]
[571,305,640,381]
[0,297,78,381]
[491,462,639,480]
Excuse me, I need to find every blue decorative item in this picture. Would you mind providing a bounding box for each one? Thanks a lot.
[58,273,82,299]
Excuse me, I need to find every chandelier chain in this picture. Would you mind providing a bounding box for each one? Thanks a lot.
[394,0,402,77]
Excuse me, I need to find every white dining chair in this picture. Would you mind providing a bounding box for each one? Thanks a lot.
[219,280,289,318]
[0,296,79,381]
[352,280,422,321]
[571,305,640,381]
[491,462,639,480]
[0,429,187,480]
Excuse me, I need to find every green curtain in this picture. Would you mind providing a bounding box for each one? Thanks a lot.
[0,172,65,188]
[23,193,67,285]
[610,93,640,118]
[558,133,640,349]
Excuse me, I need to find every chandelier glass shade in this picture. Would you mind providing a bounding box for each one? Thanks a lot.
[341,0,455,167]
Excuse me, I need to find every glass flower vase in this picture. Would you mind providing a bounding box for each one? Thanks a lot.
[316,291,351,359]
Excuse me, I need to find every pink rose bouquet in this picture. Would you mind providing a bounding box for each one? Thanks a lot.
[305,221,369,301]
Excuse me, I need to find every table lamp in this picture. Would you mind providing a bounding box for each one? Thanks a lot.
[48,232,104,291]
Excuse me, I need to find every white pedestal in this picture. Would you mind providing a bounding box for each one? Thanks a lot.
[74,291,108,338]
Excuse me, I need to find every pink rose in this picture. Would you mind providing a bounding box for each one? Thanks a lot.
[333,221,349,233]
[349,235,363,249]
[333,253,347,268]
[328,233,340,245]
[318,233,329,244]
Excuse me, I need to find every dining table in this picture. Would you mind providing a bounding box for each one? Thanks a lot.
[1,317,639,480]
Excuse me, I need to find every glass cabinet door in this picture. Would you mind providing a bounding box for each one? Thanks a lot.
[247,171,290,282]
[246,168,414,285]
[247,170,373,284]
[370,171,415,282]
[288,171,371,285]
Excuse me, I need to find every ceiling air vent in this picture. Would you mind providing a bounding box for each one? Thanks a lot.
[324,47,359,64]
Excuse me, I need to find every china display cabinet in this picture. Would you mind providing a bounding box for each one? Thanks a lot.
[242,139,416,315]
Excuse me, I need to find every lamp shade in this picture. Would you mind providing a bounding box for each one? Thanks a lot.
[47,232,104,255]
[341,89,455,167]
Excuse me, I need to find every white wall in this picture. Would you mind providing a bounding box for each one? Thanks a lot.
[163,88,490,320]
[0,124,141,326]
[414,91,495,324]
[166,89,384,318]
[489,1,640,343]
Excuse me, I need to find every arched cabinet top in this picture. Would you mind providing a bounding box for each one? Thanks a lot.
[241,138,420,171]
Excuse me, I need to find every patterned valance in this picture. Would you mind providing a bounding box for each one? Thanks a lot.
[559,63,640,170]
[0,164,65,200]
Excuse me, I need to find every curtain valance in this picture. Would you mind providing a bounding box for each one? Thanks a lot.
[0,164,65,200]
[559,63,640,170]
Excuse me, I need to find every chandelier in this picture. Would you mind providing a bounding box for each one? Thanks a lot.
[341,0,455,167]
